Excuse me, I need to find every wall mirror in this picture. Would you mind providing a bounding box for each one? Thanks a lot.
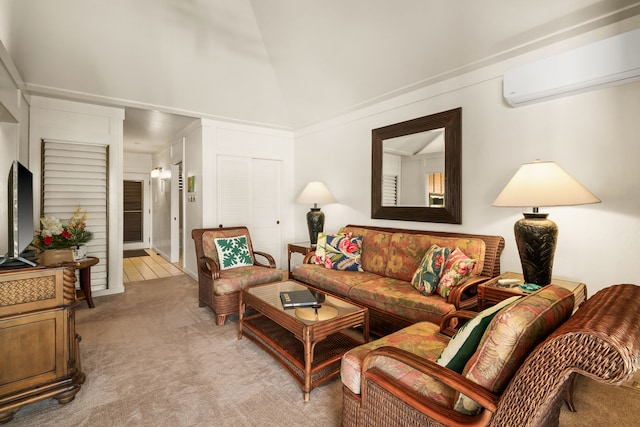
[371,107,461,223]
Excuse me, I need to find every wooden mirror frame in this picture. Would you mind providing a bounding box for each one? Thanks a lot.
[371,107,462,223]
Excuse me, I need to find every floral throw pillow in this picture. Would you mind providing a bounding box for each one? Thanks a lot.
[314,232,351,264]
[436,248,476,298]
[214,236,253,270]
[411,245,451,296]
[323,234,363,271]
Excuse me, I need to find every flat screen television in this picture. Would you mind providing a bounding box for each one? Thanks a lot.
[0,160,36,267]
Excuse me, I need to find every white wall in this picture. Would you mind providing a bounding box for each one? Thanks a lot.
[181,120,204,278]
[184,118,295,277]
[293,23,640,297]
[0,38,28,257]
[124,152,152,174]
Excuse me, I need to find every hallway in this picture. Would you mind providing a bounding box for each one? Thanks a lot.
[123,249,183,283]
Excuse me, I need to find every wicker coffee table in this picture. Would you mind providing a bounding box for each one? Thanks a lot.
[238,280,369,401]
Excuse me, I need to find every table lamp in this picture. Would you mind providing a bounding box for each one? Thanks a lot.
[493,160,600,286]
[296,181,336,245]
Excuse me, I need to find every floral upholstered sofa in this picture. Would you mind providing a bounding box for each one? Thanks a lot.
[291,225,505,335]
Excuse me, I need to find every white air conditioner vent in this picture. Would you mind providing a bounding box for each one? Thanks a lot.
[504,29,640,107]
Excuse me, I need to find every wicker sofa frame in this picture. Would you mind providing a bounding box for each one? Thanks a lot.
[297,224,505,336]
[342,283,640,427]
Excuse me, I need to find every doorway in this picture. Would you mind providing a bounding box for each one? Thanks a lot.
[123,173,150,250]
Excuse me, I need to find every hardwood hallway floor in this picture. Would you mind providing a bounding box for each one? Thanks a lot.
[123,249,184,283]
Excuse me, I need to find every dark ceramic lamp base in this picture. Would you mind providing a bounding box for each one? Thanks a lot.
[514,212,558,286]
[306,208,325,245]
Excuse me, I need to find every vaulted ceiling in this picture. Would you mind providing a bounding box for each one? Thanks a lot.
[1,0,639,153]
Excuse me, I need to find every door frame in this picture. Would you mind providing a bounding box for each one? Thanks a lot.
[123,172,150,251]
[170,163,181,264]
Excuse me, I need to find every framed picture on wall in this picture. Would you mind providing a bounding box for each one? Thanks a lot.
[187,175,196,193]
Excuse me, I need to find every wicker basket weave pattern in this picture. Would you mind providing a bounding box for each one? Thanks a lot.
[342,284,640,427]
[0,276,56,306]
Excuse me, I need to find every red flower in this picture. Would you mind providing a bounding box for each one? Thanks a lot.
[44,236,53,245]
[61,231,71,239]
[338,238,358,254]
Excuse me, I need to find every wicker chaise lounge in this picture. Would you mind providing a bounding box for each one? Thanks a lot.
[341,283,640,427]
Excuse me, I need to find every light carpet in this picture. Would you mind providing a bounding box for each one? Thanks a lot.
[8,275,639,426]
[10,275,341,426]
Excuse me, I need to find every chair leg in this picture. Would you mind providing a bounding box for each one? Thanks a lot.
[215,314,227,326]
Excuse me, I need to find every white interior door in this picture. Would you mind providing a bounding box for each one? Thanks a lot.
[251,159,281,267]
[217,156,282,268]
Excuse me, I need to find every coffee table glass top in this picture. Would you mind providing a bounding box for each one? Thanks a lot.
[247,280,362,324]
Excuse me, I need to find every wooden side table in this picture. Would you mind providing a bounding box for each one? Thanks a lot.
[287,242,315,278]
[63,256,100,308]
[478,272,587,312]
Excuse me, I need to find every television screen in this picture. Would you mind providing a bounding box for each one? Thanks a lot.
[0,161,36,267]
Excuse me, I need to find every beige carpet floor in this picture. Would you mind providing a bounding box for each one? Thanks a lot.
[8,275,639,426]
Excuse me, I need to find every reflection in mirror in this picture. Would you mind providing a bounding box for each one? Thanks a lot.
[382,128,445,207]
[371,107,461,224]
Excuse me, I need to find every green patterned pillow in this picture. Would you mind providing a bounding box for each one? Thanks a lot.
[324,234,363,271]
[411,245,451,296]
[214,236,253,270]
[436,295,521,373]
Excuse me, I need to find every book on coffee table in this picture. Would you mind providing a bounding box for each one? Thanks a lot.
[280,289,318,309]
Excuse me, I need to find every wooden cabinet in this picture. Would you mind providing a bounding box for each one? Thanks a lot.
[0,267,85,423]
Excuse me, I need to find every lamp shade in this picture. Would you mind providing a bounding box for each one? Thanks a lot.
[296,181,337,206]
[296,181,336,245]
[493,160,600,286]
[492,161,600,209]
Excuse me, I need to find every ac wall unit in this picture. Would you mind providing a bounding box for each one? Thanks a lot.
[503,28,640,107]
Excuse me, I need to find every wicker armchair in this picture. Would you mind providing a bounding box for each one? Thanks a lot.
[192,227,286,326]
[342,284,640,427]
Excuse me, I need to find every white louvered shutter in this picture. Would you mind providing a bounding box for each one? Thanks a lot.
[42,140,108,291]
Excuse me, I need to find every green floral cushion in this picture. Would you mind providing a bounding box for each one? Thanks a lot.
[411,245,451,296]
[436,295,521,373]
[214,236,253,270]
[385,234,486,282]
[202,228,252,264]
[436,248,476,298]
[324,234,363,271]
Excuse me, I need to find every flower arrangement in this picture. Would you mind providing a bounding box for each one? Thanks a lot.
[33,208,93,250]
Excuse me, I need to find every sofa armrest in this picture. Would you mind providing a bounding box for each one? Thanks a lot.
[253,251,276,268]
[448,275,489,310]
[302,251,317,264]
[361,346,498,425]
[198,256,221,280]
[439,310,477,337]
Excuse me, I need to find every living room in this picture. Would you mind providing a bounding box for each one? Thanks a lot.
[0,1,639,425]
